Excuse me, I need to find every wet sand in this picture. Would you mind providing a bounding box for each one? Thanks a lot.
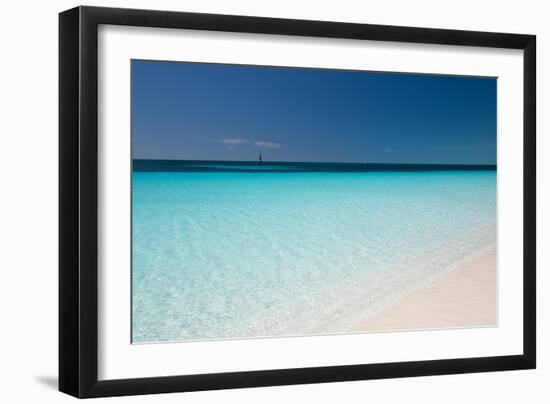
[349,245,497,332]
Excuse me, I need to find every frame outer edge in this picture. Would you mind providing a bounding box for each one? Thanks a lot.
[78,5,101,398]
[58,6,81,398]
[522,35,536,368]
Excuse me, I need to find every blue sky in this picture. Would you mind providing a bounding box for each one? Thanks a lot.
[132,60,496,164]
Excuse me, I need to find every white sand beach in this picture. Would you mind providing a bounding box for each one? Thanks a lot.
[349,245,497,333]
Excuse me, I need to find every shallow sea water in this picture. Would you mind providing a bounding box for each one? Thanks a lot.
[132,162,496,343]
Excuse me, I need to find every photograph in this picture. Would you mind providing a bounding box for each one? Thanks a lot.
[131,60,497,344]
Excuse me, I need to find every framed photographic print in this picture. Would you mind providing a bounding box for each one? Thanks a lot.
[59,6,536,398]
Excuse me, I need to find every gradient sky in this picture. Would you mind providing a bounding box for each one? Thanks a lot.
[132,60,496,164]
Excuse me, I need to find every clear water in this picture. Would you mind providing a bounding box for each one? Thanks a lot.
[132,161,496,343]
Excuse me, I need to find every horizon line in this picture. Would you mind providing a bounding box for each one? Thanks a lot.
[132,158,496,167]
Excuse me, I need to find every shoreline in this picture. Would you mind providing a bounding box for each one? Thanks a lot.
[348,244,497,333]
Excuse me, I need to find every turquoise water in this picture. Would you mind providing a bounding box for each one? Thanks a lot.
[132,161,496,343]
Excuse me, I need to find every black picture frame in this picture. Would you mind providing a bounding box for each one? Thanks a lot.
[59,5,536,398]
